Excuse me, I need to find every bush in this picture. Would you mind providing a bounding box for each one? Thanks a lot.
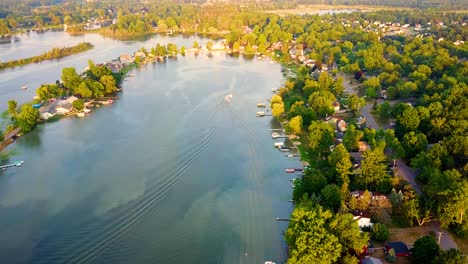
[371,223,390,242]
[413,235,440,263]
[385,248,396,264]
[72,99,84,111]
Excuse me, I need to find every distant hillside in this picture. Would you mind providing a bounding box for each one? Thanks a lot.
[293,0,467,9]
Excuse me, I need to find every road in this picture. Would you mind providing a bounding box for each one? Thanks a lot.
[340,74,459,251]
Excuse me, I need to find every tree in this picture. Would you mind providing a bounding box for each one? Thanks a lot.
[0,19,10,35]
[361,148,388,190]
[328,144,352,195]
[438,179,468,227]
[289,116,303,134]
[61,67,82,92]
[72,99,84,111]
[397,106,420,133]
[308,91,336,118]
[308,121,335,158]
[347,95,365,114]
[321,184,342,212]
[329,213,369,255]
[193,41,199,49]
[413,235,440,263]
[0,129,3,141]
[434,249,467,264]
[64,15,73,25]
[99,75,117,94]
[343,124,364,151]
[402,131,428,159]
[285,206,342,264]
[75,82,92,98]
[16,104,39,133]
[7,100,17,118]
[370,223,390,242]
[272,103,285,118]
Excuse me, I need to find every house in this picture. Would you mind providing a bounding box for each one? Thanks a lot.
[380,90,387,99]
[134,51,146,59]
[119,54,134,64]
[358,141,370,152]
[352,210,373,229]
[55,96,78,115]
[337,119,347,132]
[385,242,410,257]
[371,192,388,201]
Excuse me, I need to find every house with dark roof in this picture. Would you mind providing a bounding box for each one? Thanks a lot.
[385,242,410,257]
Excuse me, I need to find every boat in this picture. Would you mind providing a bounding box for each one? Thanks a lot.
[21,85,28,90]
[101,99,113,105]
[272,132,280,138]
[278,146,290,152]
[274,142,284,147]
[265,262,276,264]
[83,108,91,113]
[257,103,266,107]
[285,168,295,173]
[256,111,265,117]
[271,87,278,92]
[128,73,135,77]
[294,168,303,171]
[76,112,85,118]
[224,94,232,103]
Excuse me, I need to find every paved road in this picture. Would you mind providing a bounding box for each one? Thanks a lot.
[340,74,460,251]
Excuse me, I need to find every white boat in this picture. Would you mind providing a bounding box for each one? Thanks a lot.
[257,103,266,107]
[256,111,265,117]
[83,108,91,113]
[274,142,284,147]
[21,85,28,90]
[271,87,278,92]
[76,112,85,118]
[265,261,276,264]
[272,132,280,138]
[224,94,232,103]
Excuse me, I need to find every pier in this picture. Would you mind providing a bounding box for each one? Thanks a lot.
[276,218,291,221]
[0,161,24,170]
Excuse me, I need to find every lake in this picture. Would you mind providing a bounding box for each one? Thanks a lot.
[0,32,300,263]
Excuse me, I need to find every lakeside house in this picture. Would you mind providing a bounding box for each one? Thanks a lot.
[358,141,370,152]
[55,96,78,115]
[352,210,373,229]
[119,54,134,64]
[333,101,340,112]
[337,119,347,132]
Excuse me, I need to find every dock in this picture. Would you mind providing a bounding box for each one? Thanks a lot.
[276,218,291,221]
[0,160,24,170]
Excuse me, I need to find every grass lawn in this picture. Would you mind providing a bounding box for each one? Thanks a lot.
[388,226,432,246]
[452,235,468,254]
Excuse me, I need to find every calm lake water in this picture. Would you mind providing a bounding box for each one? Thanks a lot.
[0,32,300,263]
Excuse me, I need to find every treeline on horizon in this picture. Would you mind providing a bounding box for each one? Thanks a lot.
[0,42,93,71]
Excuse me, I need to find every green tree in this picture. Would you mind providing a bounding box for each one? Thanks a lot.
[413,235,440,263]
[321,184,342,212]
[64,15,73,25]
[61,67,82,92]
[289,116,303,134]
[329,213,369,255]
[308,91,336,118]
[285,206,342,264]
[99,75,117,94]
[361,148,387,190]
[397,106,420,133]
[370,223,390,242]
[328,144,352,195]
[347,94,365,115]
[193,41,199,49]
[16,104,39,132]
[7,100,17,118]
[72,99,84,111]
[434,249,467,264]
[75,81,92,98]
[402,131,428,159]
[0,19,10,35]
[343,124,364,151]
[438,179,468,227]
[308,121,335,158]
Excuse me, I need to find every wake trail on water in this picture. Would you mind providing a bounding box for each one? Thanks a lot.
[33,102,223,264]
